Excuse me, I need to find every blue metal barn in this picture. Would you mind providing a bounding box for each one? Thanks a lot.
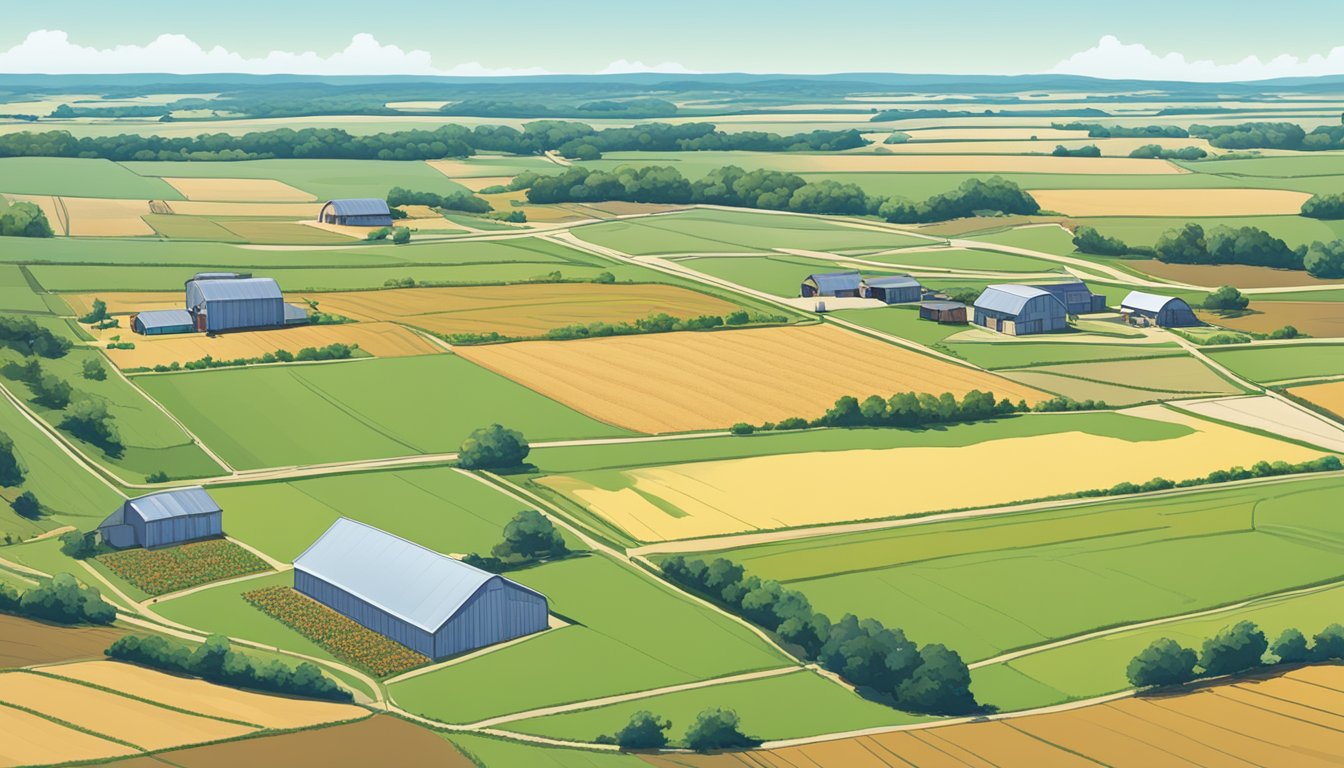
[1034,280,1107,316]
[801,271,862,298]
[185,277,286,333]
[973,284,1068,336]
[97,486,223,549]
[318,198,393,227]
[1121,291,1200,327]
[293,518,549,660]
[132,309,195,336]
[862,275,923,304]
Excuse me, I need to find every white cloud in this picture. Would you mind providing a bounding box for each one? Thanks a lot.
[1052,35,1344,82]
[596,59,697,75]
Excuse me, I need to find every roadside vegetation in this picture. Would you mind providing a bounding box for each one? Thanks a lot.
[1128,620,1344,689]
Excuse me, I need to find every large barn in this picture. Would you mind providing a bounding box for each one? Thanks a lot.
[973,284,1068,336]
[97,487,223,550]
[1121,291,1200,327]
[318,199,393,227]
[184,275,306,333]
[862,275,923,304]
[801,271,862,298]
[293,519,549,659]
[1034,280,1107,316]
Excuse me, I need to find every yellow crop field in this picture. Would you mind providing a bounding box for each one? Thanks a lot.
[61,196,154,236]
[1028,188,1312,216]
[102,321,440,369]
[2,194,66,234]
[163,177,316,202]
[457,175,514,191]
[1288,380,1344,418]
[540,406,1321,540]
[457,324,1046,433]
[763,154,1189,174]
[303,283,738,339]
[65,291,180,317]
[49,661,365,731]
[876,137,1217,156]
[166,200,324,217]
[0,672,254,751]
[0,704,135,766]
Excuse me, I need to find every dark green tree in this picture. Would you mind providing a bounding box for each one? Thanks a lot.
[684,708,759,752]
[457,424,530,470]
[1203,285,1250,311]
[1311,624,1344,661]
[490,510,568,564]
[11,491,40,520]
[1126,638,1197,687]
[1270,628,1310,664]
[81,358,107,381]
[19,573,115,625]
[1199,620,1268,677]
[608,710,671,750]
[1155,223,1209,264]
[1072,225,1130,256]
[896,643,979,715]
[0,431,24,487]
[1305,240,1344,278]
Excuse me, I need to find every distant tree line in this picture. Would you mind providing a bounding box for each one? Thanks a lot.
[1128,145,1207,160]
[599,707,760,752]
[138,342,358,373]
[520,166,1039,223]
[1190,121,1344,151]
[1053,122,1190,139]
[1051,144,1101,157]
[0,572,115,625]
[662,556,980,715]
[108,633,352,702]
[441,98,679,119]
[387,186,491,214]
[1072,222,1344,278]
[1301,193,1344,220]
[0,201,54,238]
[1128,620,1344,689]
[52,103,169,118]
[1048,455,1341,505]
[872,108,1109,121]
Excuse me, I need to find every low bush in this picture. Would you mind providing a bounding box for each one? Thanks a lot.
[108,633,352,701]
[463,510,569,572]
[3,573,116,625]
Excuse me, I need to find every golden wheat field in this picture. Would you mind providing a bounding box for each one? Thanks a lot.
[102,321,440,368]
[301,283,738,338]
[1288,380,1344,418]
[1029,188,1312,216]
[456,324,1046,433]
[541,406,1320,540]
[59,196,155,236]
[0,703,136,767]
[65,291,180,317]
[163,177,315,202]
[165,200,324,217]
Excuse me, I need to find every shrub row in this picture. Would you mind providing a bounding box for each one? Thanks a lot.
[0,573,115,625]
[1128,621,1344,688]
[142,343,358,373]
[732,391,1102,435]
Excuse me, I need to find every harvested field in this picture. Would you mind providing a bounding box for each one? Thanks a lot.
[0,702,135,766]
[1001,369,1214,405]
[303,283,739,339]
[1139,262,1344,289]
[106,322,440,369]
[455,175,514,191]
[1024,356,1240,395]
[66,291,182,317]
[166,200,323,217]
[1183,394,1344,452]
[1290,380,1344,420]
[0,671,254,750]
[61,196,154,236]
[1200,302,1344,337]
[48,661,366,730]
[0,614,123,668]
[1,194,66,235]
[97,539,270,596]
[540,406,1317,541]
[640,665,1344,768]
[145,714,474,768]
[456,324,1045,433]
[163,177,315,202]
[1029,188,1312,217]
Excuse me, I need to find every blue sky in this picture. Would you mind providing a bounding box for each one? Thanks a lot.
[4,1,1344,79]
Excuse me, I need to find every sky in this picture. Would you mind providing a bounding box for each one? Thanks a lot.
[3,1,1344,81]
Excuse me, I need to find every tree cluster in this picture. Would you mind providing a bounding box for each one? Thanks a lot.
[1301,193,1344,220]
[1072,225,1134,257]
[873,108,1108,121]
[0,315,72,358]
[1191,122,1344,151]
[662,556,980,715]
[1053,123,1189,139]
[1128,621,1344,688]
[1155,223,1302,269]
[457,424,530,470]
[0,431,26,488]
[464,510,569,572]
[108,633,352,702]
[387,186,491,214]
[815,390,1020,429]
[527,310,785,344]
[598,707,759,752]
[1305,240,1344,279]
[0,200,54,238]
[0,572,115,625]
[1128,145,1207,160]
[441,98,678,119]
[1202,285,1250,311]
[1051,144,1101,157]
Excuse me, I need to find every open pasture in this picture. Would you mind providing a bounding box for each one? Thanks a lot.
[1200,302,1344,338]
[136,353,630,469]
[588,150,1190,175]
[164,200,323,217]
[108,321,439,369]
[538,406,1320,541]
[675,254,898,297]
[1207,344,1344,384]
[300,283,739,339]
[0,265,49,313]
[0,157,182,199]
[124,158,472,201]
[1001,370,1216,405]
[455,324,1045,433]
[1030,188,1312,217]
[163,177,316,202]
[945,340,1185,369]
[1011,355,1241,396]
[864,246,1061,273]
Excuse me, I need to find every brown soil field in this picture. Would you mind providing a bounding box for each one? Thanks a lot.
[0,614,123,668]
[302,283,738,339]
[0,702,136,766]
[163,178,315,202]
[60,196,155,236]
[1200,302,1344,338]
[65,291,181,317]
[458,324,1045,433]
[770,154,1188,174]
[102,321,440,369]
[1136,261,1344,288]
[1288,380,1344,417]
[0,671,254,750]
[166,200,323,217]
[142,714,475,768]
[641,665,1344,768]
[1029,188,1311,217]
[49,661,366,730]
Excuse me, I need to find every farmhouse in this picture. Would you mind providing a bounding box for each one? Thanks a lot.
[973,284,1068,336]
[1120,291,1200,327]
[862,275,923,304]
[1034,280,1107,316]
[801,271,862,298]
[919,300,967,324]
[293,518,549,659]
[131,309,195,336]
[184,274,309,333]
[97,486,223,550]
[318,198,393,227]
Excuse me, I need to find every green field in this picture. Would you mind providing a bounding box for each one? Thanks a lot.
[963,224,1080,256]
[684,476,1344,666]
[123,159,472,201]
[678,254,898,297]
[506,669,927,745]
[945,341,1186,369]
[971,581,1344,711]
[865,246,1062,273]
[387,555,789,724]
[211,467,546,563]
[136,355,631,470]
[831,306,967,347]
[0,266,50,313]
[447,733,642,768]
[573,208,929,256]
[1079,216,1344,249]
[0,158,183,199]
[1207,344,1344,384]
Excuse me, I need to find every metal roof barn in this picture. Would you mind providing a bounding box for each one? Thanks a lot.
[801,271,862,298]
[294,518,549,659]
[132,309,195,336]
[1121,291,1200,327]
[282,303,310,325]
[98,486,223,549]
[973,284,1068,336]
[186,277,285,333]
[319,198,393,227]
[1033,280,1107,315]
[862,274,922,304]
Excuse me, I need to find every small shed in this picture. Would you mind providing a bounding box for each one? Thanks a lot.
[1120,291,1200,327]
[185,277,285,333]
[318,199,393,227]
[283,303,310,326]
[132,309,195,336]
[801,271,862,298]
[97,486,223,550]
[919,301,967,324]
[973,284,1068,336]
[294,518,549,659]
[1033,280,1107,316]
[863,275,923,304]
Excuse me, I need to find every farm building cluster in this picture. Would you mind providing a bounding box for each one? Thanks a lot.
[132,273,310,336]
[801,271,924,305]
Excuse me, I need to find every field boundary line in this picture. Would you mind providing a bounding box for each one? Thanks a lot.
[0,380,128,496]
[143,566,283,608]
[225,535,290,572]
[0,694,148,753]
[26,667,268,730]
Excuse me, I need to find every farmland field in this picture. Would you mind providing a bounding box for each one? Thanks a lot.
[96,539,270,596]
[0,157,182,199]
[106,322,440,369]
[573,209,930,255]
[0,615,122,667]
[674,254,903,296]
[1028,188,1312,217]
[1199,302,1344,337]
[1139,261,1344,288]
[124,159,473,201]
[1207,344,1344,384]
[945,340,1185,369]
